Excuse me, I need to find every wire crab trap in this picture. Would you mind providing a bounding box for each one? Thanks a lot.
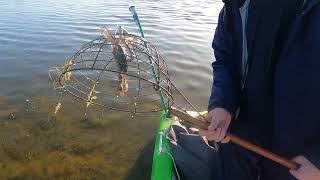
[50,26,174,116]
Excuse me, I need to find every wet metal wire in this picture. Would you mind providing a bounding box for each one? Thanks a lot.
[49,28,206,120]
[51,33,174,115]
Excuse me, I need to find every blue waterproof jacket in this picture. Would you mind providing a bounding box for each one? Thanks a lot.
[208,0,320,179]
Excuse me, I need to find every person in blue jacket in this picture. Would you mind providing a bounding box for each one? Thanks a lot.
[198,0,320,179]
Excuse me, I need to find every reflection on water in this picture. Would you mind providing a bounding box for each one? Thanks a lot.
[0,0,222,179]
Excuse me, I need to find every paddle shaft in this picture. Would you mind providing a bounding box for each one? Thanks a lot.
[168,107,300,170]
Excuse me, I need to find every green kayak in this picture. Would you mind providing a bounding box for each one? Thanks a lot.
[151,110,174,180]
[151,110,208,180]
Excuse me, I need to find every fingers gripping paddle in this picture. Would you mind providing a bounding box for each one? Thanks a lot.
[169,107,300,170]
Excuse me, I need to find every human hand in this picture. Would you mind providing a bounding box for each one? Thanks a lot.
[289,156,320,180]
[199,108,232,143]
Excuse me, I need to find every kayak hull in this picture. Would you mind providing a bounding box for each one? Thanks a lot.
[151,110,174,180]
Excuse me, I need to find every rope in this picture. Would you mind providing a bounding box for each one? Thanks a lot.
[162,145,182,180]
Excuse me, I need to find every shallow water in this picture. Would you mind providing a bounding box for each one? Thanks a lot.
[0,0,223,179]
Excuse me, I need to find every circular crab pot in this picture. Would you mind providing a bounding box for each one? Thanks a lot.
[58,34,173,114]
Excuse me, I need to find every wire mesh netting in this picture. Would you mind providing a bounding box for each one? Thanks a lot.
[49,27,173,115]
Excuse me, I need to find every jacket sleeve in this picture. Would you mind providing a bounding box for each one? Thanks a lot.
[295,5,320,168]
[299,6,320,168]
[208,7,240,116]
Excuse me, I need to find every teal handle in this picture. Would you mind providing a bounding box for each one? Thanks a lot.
[129,5,145,38]
[128,4,167,109]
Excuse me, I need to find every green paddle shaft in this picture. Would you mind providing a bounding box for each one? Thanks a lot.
[129,5,166,108]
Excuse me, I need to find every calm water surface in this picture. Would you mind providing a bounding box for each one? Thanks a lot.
[0,0,222,179]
